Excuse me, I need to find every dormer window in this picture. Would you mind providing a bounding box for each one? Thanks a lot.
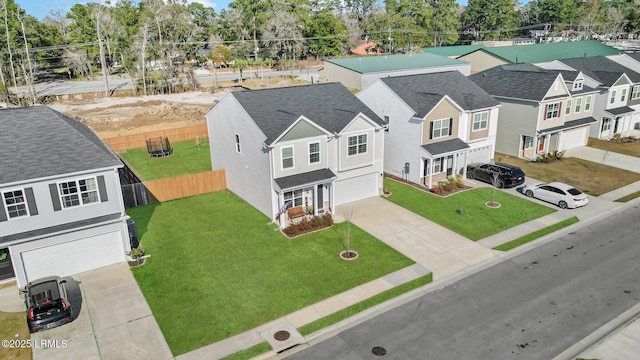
[572,81,583,91]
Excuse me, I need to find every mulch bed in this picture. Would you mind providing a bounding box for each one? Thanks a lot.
[384,173,471,197]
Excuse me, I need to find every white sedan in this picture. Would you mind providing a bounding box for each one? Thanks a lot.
[523,182,589,209]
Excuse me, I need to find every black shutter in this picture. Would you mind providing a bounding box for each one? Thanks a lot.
[25,188,38,216]
[429,122,434,139]
[97,175,108,202]
[0,194,6,222]
[49,183,62,211]
[448,118,453,136]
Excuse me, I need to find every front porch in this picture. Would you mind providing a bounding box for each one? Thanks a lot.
[420,138,470,189]
[274,169,336,229]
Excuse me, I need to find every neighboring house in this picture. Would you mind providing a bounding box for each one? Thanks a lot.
[206,83,386,228]
[357,71,500,188]
[349,41,379,56]
[469,64,598,160]
[0,106,130,288]
[458,40,621,74]
[321,52,470,90]
[542,56,640,137]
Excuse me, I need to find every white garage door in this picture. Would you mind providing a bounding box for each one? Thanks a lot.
[335,173,379,205]
[559,127,588,150]
[466,146,492,164]
[21,232,125,282]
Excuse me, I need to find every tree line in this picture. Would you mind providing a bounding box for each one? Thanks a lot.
[1,0,639,103]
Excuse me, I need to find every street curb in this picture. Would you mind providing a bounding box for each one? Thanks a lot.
[551,303,640,360]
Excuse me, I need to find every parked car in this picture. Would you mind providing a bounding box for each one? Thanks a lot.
[466,162,526,188]
[523,182,589,209]
[23,276,73,333]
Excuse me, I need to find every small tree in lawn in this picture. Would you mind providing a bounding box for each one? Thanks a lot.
[342,207,355,258]
[489,171,502,206]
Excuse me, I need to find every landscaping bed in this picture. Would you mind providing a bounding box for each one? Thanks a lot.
[383,178,555,240]
[127,190,414,355]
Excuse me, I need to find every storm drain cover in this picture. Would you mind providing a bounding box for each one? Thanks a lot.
[372,346,387,356]
[274,330,291,341]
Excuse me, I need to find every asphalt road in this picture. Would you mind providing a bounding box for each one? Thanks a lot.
[286,204,640,360]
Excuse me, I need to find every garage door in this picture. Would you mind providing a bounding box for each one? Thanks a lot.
[466,145,492,164]
[559,127,588,150]
[335,173,379,205]
[21,232,125,282]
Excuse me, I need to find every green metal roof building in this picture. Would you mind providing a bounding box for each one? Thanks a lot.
[322,52,471,90]
[422,44,486,58]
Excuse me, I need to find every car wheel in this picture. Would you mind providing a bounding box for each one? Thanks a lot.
[467,171,475,179]
[495,180,505,189]
[558,201,568,209]
[525,190,534,198]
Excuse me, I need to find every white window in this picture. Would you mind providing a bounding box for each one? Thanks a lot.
[235,134,241,153]
[432,118,450,139]
[472,112,488,131]
[632,86,640,100]
[574,97,582,113]
[621,88,627,102]
[572,81,583,90]
[610,91,616,104]
[602,117,611,131]
[566,100,571,115]
[523,136,534,149]
[284,189,303,207]
[545,103,560,120]
[432,158,444,173]
[2,189,29,219]
[58,178,99,209]
[384,115,389,132]
[585,95,592,111]
[347,134,367,156]
[281,146,294,169]
[309,142,320,164]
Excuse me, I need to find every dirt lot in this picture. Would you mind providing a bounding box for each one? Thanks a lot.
[48,77,307,138]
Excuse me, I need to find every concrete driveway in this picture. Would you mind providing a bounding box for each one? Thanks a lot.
[31,263,172,360]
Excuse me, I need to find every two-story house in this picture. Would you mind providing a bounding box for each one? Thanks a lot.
[357,71,500,188]
[469,64,598,160]
[541,56,640,139]
[0,106,130,288]
[206,83,385,228]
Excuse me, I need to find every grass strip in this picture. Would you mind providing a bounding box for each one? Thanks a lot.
[614,190,640,203]
[221,342,271,360]
[493,216,579,251]
[298,273,433,336]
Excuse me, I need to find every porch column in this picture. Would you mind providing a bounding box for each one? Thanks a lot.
[428,159,434,188]
[330,182,336,215]
[278,192,286,229]
[313,185,318,216]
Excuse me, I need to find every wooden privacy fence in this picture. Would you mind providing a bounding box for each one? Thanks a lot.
[145,170,226,202]
[103,124,208,152]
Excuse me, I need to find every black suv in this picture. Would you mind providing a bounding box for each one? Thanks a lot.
[23,276,73,333]
[466,162,525,188]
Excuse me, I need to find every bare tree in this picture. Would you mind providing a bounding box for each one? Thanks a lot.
[91,4,112,96]
[261,1,304,61]
[134,20,153,96]
[62,49,92,79]
[1,0,18,93]
[16,10,35,104]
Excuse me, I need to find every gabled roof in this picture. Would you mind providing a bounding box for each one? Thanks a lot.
[231,83,383,145]
[463,40,621,64]
[378,71,499,117]
[324,52,468,74]
[555,56,640,85]
[0,106,122,185]
[350,41,377,56]
[422,44,486,58]
[469,64,565,101]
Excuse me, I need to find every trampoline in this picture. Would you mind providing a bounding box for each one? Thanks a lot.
[146,137,173,157]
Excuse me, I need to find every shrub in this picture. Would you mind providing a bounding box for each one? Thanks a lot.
[283,214,333,236]
[454,174,465,189]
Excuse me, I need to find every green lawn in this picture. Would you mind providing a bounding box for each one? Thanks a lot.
[493,216,579,251]
[118,139,211,181]
[127,191,414,356]
[383,179,556,240]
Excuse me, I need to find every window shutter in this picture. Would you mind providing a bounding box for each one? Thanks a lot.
[558,103,562,117]
[49,183,62,211]
[429,122,433,139]
[97,175,108,202]
[0,195,6,222]
[25,187,38,216]
[448,118,453,136]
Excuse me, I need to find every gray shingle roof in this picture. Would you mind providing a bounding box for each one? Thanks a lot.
[232,83,383,145]
[606,106,636,116]
[379,71,500,117]
[469,65,563,101]
[0,106,122,184]
[537,117,596,135]
[274,168,336,190]
[421,138,470,156]
[558,56,640,85]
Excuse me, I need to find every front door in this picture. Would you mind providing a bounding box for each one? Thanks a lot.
[0,248,15,281]
[317,184,323,210]
[538,135,546,152]
[614,117,620,134]
[446,155,454,176]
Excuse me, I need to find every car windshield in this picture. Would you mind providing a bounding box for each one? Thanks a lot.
[567,188,583,195]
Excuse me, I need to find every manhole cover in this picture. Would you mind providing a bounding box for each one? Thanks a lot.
[372,346,387,356]
[274,330,291,341]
